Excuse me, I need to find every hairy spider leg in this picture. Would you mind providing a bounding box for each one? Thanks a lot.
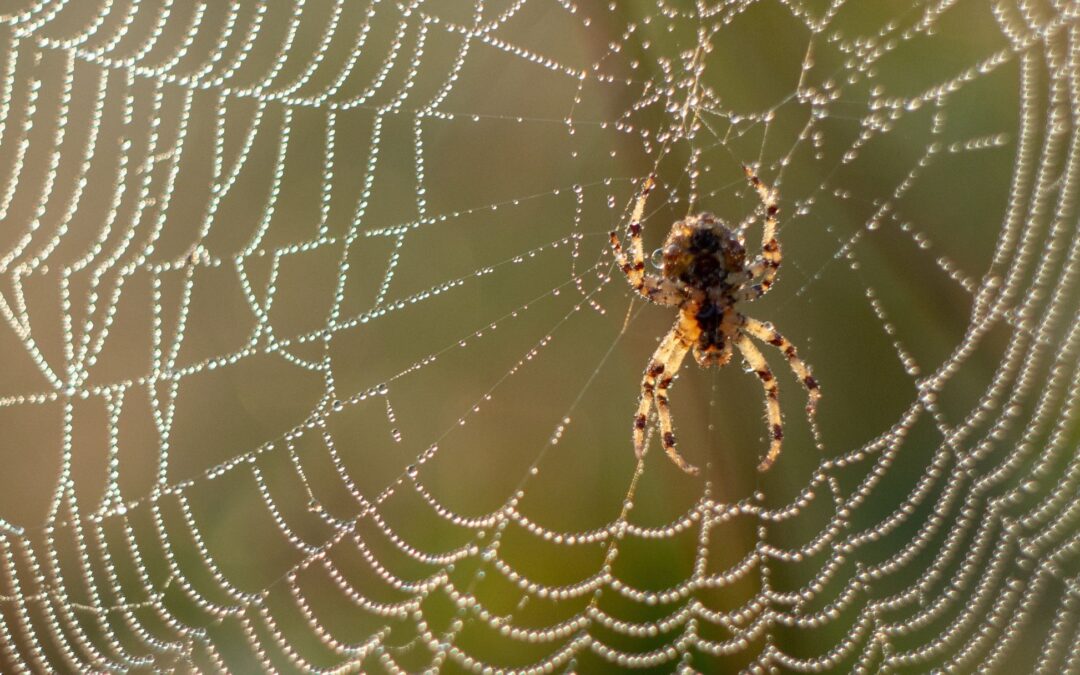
[633,320,699,475]
[608,176,655,290]
[728,166,782,299]
[735,334,784,472]
[654,323,697,474]
[626,174,654,274]
[608,235,684,304]
[610,176,685,304]
[633,329,677,457]
[742,317,821,416]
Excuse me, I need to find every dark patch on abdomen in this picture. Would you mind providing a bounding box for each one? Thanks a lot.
[695,302,725,349]
[680,253,722,288]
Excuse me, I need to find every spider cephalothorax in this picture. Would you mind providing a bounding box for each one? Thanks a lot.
[609,167,820,474]
[660,215,746,291]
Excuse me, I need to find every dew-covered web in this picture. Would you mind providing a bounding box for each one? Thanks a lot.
[1,0,1079,671]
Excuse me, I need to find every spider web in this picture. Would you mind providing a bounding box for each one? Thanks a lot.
[0,0,1078,671]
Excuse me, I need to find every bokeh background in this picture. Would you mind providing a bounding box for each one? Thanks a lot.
[1,0,1076,672]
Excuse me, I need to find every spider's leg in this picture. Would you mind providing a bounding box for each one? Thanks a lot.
[742,317,821,416]
[633,325,680,460]
[609,176,656,292]
[738,165,781,295]
[734,333,784,472]
[626,174,655,268]
[729,259,773,302]
[654,331,697,475]
[613,267,684,304]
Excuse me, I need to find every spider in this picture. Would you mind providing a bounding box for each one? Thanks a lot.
[609,166,820,475]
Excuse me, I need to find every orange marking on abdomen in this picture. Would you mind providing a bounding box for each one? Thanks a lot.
[678,307,702,342]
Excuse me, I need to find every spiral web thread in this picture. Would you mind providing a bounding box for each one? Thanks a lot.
[0,0,1079,671]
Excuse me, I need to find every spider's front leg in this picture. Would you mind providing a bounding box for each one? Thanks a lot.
[633,318,698,475]
[610,176,685,304]
[728,166,782,300]
[610,175,654,275]
[610,176,657,291]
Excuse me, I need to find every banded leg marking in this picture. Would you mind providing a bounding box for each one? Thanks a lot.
[735,334,784,472]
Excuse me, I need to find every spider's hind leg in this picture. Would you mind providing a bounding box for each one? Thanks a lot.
[633,321,698,475]
[734,334,784,472]
[655,337,696,475]
[742,318,821,416]
[633,331,675,460]
[738,317,822,471]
